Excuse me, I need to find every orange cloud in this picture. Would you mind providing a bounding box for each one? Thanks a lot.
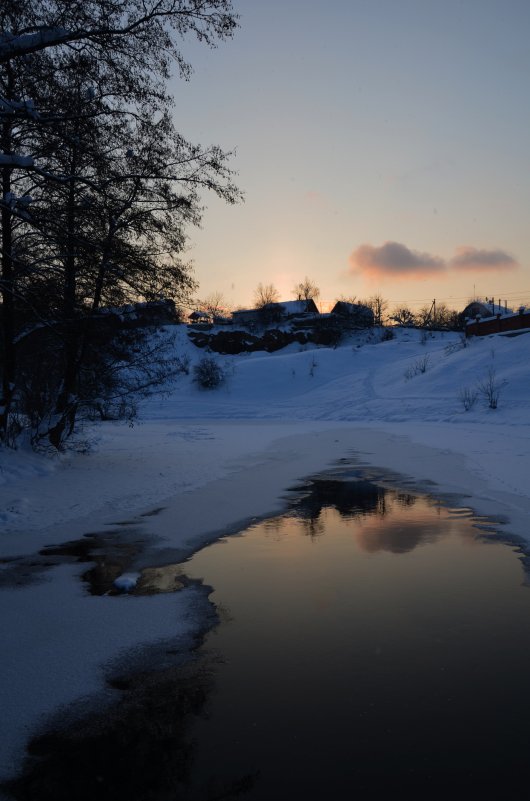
[349,241,446,280]
[450,246,518,272]
[354,519,442,554]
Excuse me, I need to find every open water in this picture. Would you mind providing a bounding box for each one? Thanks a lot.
[7,473,530,801]
[180,475,530,800]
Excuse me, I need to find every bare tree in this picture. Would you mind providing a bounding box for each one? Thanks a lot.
[390,306,417,327]
[292,276,320,302]
[478,368,505,409]
[254,282,280,308]
[198,291,228,317]
[359,294,388,326]
[417,301,459,330]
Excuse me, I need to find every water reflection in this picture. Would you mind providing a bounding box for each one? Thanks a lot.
[7,474,528,801]
[354,517,442,553]
[291,478,389,521]
[287,477,444,553]
[180,477,530,801]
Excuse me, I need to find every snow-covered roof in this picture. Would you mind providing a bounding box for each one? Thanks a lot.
[277,300,313,314]
[463,301,513,319]
[231,300,318,319]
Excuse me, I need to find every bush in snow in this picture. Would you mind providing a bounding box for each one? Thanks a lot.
[194,357,226,389]
[404,355,430,380]
[477,368,505,410]
[458,386,478,411]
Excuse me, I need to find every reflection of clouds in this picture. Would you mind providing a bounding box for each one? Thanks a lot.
[289,478,453,553]
[354,519,442,554]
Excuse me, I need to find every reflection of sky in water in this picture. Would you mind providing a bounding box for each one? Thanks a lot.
[269,479,472,553]
[182,478,530,800]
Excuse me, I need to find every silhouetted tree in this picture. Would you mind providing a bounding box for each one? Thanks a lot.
[254,282,280,308]
[0,0,241,446]
[292,276,320,302]
[197,291,228,318]
[417,301,459,330]
[390,306,417,326]
[359,294,388,326]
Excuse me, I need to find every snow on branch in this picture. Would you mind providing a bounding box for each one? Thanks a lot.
[0,1,238,64]
[0,28,73,62]
[0,153,34,168]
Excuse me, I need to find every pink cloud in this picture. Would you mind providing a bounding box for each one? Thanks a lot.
[450,246,518,272]
[349,241,446,280]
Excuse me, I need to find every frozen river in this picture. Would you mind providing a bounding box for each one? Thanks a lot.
[6,470,530,800]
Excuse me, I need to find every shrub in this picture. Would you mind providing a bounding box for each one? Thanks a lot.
[478,368,505,409]
[404,355,430,380]
[458,386,478,411]
[193,356,225,389]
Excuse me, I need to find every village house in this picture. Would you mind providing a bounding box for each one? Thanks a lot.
[465,304,530,337]
[461,299,512,321]
[231,298,319,328]
[330,301,374,328]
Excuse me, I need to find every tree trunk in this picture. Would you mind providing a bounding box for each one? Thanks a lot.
[48,149,80,447]
[0,64,16,443]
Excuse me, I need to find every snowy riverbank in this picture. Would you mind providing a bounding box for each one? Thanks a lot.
[1,327,530,782]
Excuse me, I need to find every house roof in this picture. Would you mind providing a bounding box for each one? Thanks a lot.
[274,300,317,314]
[462,301,513,319]
[331,301,373,316]
[232,299,318,318]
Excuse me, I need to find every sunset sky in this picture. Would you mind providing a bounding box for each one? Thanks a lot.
[171,0,530,312]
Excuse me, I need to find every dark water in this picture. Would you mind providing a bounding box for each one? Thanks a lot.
[7,475,530,801]
[181,477,530,800]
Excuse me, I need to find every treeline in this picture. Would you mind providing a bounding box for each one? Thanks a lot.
[0,0,240,448]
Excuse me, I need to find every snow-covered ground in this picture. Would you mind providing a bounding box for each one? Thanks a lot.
[1,325,530,782]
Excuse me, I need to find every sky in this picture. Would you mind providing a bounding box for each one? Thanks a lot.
[170,0,530,313]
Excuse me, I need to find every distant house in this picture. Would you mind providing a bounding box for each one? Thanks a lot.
[188,309,212,324]
[231,299,319,328]
[330,301,374,328]
[230,307,265,327]
[273,299,319,317]
[465,306,530,337]
[461,300,512,320]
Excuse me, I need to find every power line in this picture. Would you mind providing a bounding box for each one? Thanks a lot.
[321,289,530,311]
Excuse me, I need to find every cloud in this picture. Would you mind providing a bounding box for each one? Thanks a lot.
[450,246,518,272]
[349,241,446,280]
[354,519,442,554]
